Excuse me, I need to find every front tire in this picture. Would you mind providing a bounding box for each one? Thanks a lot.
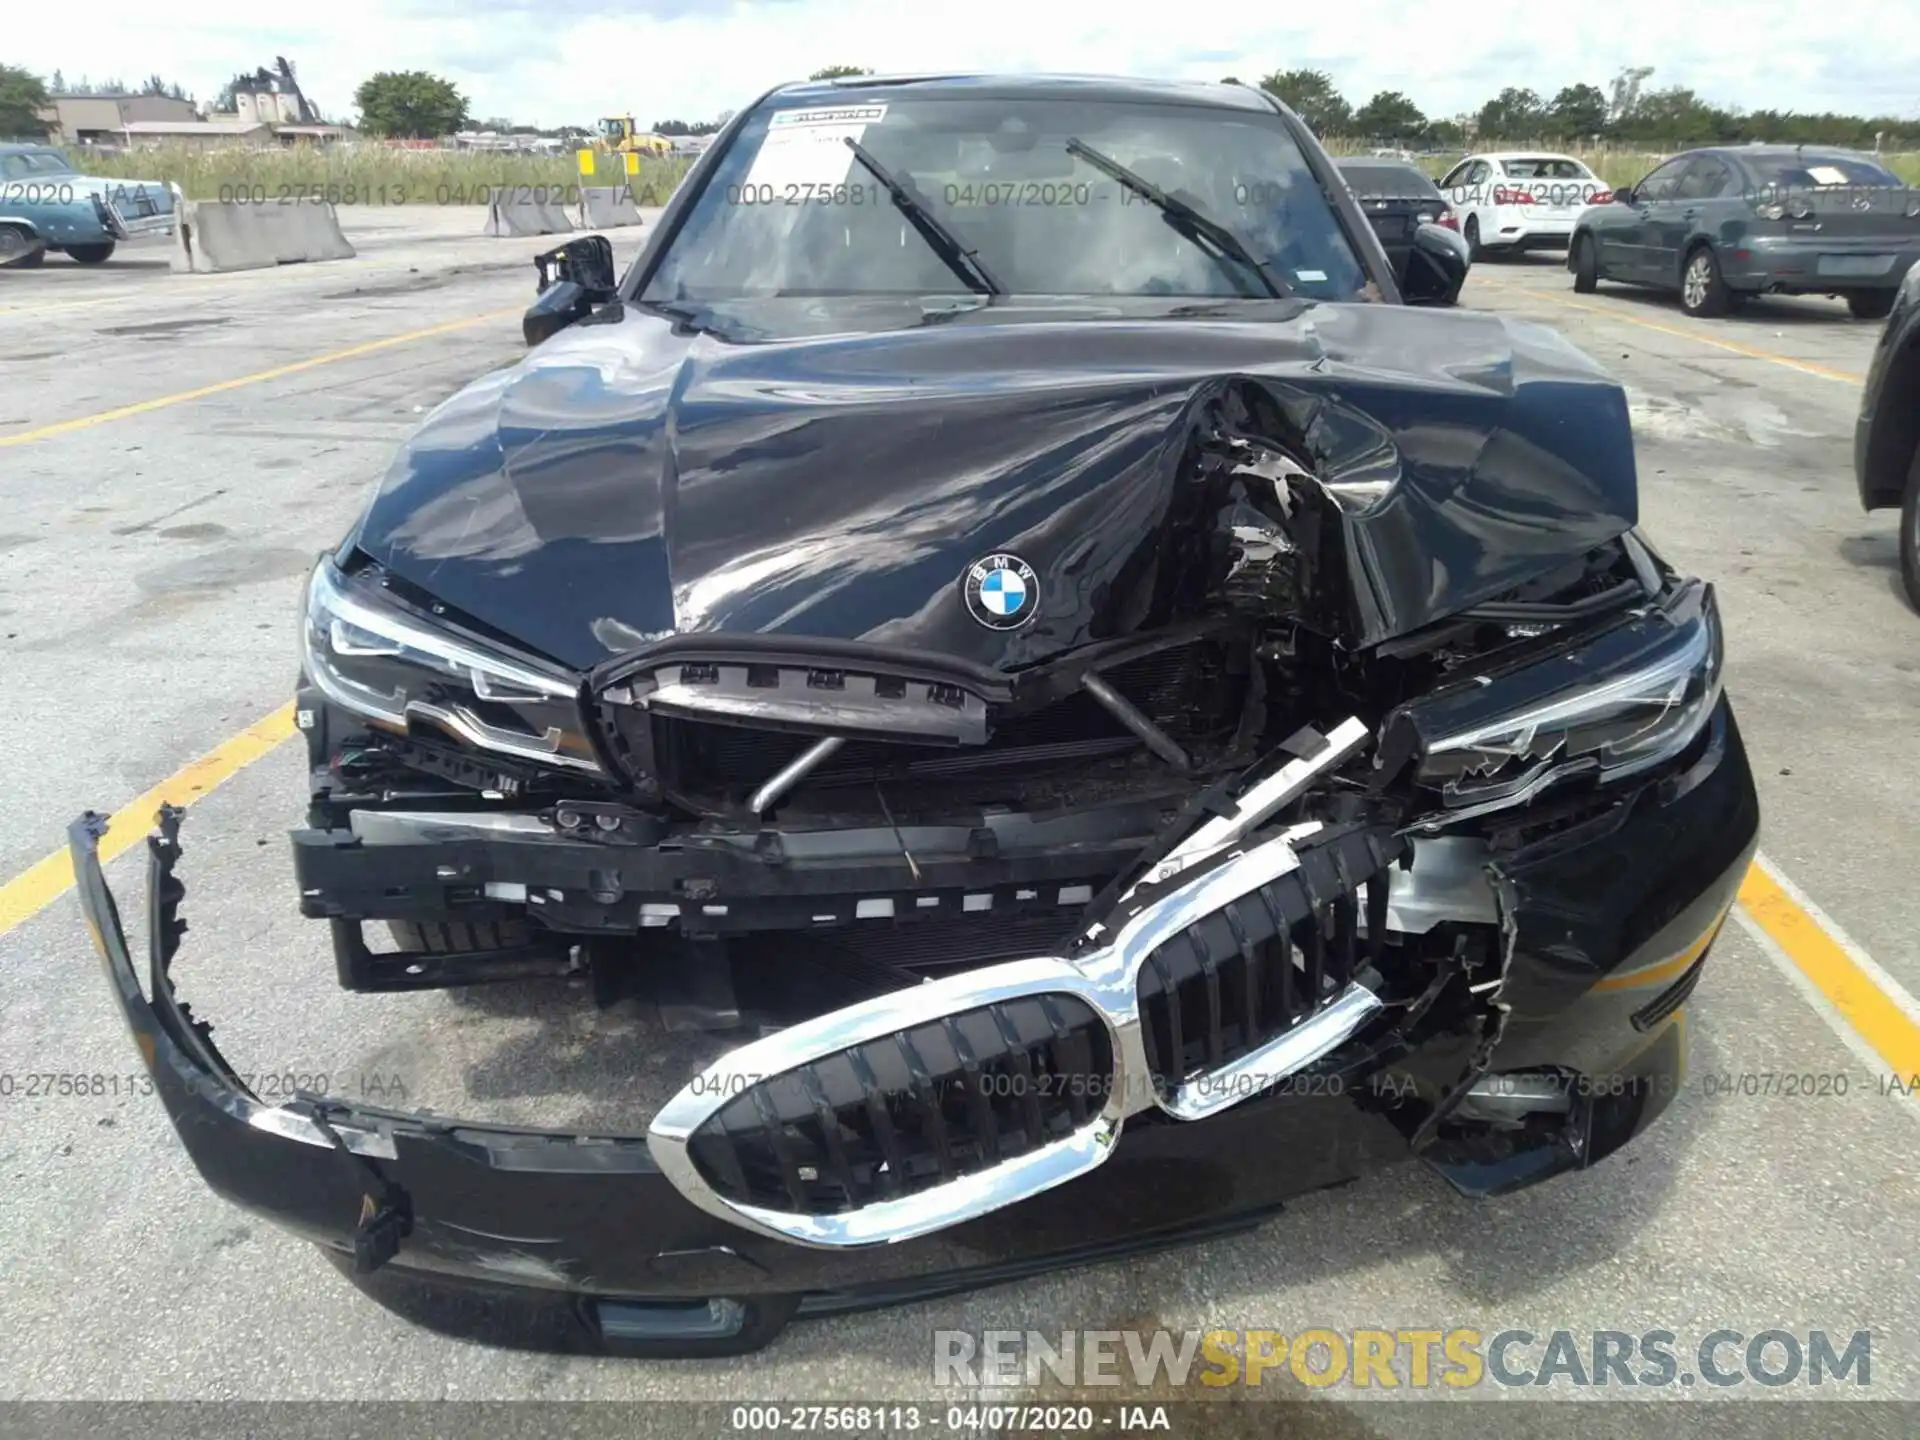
[1571,233,1599,292]
[1901,448,1920,616]
[66,242,115,265]
[1849,291,1897,322]
[1464,215,1484,262]
[1680,245,1731,318]
[0,225,44,268]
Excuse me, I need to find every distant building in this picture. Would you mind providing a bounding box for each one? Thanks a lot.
[37,94,200,146]
[120,120,273,150]
[210,57,322,126]
[270,124,351,146]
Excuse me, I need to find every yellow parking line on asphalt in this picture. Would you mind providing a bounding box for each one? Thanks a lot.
[1739,858,1920,1084]
[1517,288,1867,385]
[0,308,519,449]
[0,704,295,941]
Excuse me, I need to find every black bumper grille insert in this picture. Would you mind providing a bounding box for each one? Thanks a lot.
[686,995,1112,1215]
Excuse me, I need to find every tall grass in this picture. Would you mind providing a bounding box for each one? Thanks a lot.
[70,138,1920,201]
[67,143,694,203]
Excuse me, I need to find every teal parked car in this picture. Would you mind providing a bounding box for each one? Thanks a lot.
[0,143,176,268]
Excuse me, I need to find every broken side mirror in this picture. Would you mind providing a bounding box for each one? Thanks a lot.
[523,235,619,347]
[1398,222,1470,307]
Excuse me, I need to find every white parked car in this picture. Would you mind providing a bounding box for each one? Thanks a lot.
[1437,151,1610,260]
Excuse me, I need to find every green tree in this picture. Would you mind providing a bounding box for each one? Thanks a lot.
[1546,83,1609,140]
[1353,90,1427,140]
[1611,86,1739,144]
[1476,86,1545,141]
[353,70,470,139]
[809,65,872,81]
[0,64,52,140]
[1257,68,1352,136]
[48,69,67,94]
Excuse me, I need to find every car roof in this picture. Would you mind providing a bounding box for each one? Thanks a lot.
[768,73,1277,114]
[1473,151,1587,163]
[1704,143,1877,161]
[0,142,66,155]
[1335,157,1435,178]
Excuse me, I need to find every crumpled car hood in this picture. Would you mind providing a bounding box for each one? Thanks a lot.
[351,296,1636,672]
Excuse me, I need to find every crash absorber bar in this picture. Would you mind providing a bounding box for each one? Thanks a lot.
[748,736,846,815]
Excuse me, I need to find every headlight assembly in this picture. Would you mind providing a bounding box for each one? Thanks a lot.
[302,559,604,774]
[1385,580,1723,819]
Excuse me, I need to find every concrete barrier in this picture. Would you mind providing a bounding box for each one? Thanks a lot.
[578,186,643,229]
[171,197,355,274]
[484,189,575,238]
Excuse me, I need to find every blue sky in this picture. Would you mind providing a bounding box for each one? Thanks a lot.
[15,0,1920,130]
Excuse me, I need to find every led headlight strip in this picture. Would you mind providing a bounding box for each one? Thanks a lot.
[301,559,603,773]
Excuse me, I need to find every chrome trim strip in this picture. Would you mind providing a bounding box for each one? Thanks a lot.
[646,721,1381,1249]
[349,810,560,845]
[640,662,991,745]
[1130,717,1371,892]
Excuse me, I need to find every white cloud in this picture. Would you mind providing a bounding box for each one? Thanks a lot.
[13,0,1920,129]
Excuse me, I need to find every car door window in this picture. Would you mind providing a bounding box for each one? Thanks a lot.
[1634,159,1692,203]
[1439,161,1470,188]
[1674,159,1729,201]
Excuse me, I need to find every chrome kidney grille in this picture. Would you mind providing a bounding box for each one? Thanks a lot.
[1134,825,1404,1121]
[647,717,1392,1248]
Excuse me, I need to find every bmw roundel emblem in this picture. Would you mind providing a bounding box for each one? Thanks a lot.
[963,552,1040,630]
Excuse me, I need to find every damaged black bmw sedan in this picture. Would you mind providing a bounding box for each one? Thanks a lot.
[73,73,1760,1356]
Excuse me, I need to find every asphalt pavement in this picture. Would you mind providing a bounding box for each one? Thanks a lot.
[1,217,1917,1430]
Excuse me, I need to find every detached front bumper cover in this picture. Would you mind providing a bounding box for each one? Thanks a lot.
[68,716,1409,1262]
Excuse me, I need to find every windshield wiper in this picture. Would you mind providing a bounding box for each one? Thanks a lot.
[1064,138,1290,300]
[842,136,1003,296]
[635,297,724,337]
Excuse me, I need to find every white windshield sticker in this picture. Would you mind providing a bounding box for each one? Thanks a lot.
[1295,269,1327,282]
[1805,165,1849,187]
[743,105,888,192]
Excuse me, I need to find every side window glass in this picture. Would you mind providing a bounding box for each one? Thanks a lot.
[1637,160,1687,202]
[1691,162,1730,199]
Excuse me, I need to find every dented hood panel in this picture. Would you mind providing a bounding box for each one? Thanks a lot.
[351,296,1636,672]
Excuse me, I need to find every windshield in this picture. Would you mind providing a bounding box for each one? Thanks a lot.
[0,150,77,181]
[1501,157,1592,180]
[1744,154,1901,188]
[642,96,1375,305]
